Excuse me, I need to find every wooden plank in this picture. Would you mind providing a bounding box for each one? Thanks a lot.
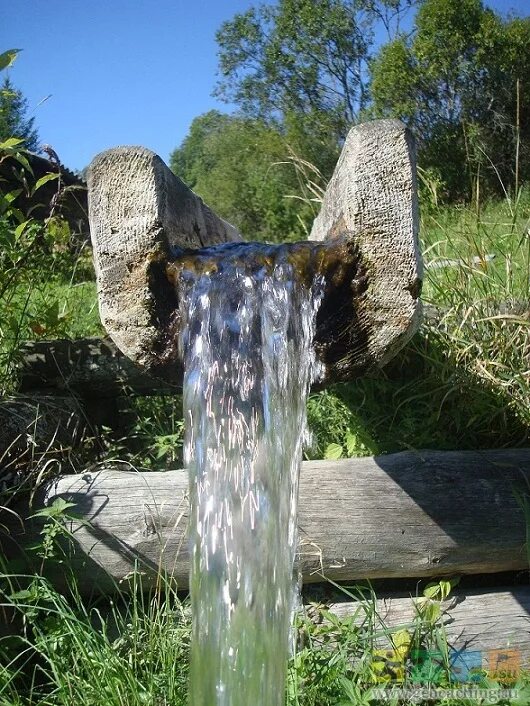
[4,449,530,592]
[326,586,530,664]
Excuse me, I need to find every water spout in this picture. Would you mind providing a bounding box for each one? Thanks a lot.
[176,242,324,706]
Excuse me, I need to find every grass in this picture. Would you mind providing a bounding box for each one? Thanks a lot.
[1,570,529,705]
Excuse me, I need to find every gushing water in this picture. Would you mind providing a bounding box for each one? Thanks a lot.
[176,242,323,706]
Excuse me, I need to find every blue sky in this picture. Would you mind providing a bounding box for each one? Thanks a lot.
[2,0,527,172]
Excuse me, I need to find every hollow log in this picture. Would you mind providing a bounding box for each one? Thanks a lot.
[4,449,530,592]
[326,586,530,663]
[87,120,422,383]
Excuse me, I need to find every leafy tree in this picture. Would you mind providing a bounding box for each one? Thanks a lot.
[0,77,39,152]
[370,0,530,198]
[214,0,415,171]
[170,111,320,242]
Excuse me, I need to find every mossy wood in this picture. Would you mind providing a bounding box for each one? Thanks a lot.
[87,120,421,382]
[5,450,529,592]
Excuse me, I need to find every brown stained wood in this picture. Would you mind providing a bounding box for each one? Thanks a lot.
[326,587,530,663]
[4,449,530,592]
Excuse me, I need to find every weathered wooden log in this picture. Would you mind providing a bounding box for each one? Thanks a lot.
[310,119,422,375]
[17,337,179,398]
[87,146,242,378]
[4,449,530,592]
[88,120,422,383]
[327,586,530,662]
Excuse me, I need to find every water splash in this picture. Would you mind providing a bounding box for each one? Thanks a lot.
[177,242,323,706]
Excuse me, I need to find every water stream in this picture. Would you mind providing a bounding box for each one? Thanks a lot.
[175,242,324,706]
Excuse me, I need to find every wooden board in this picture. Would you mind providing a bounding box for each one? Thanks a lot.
[4,449,530,592]
[325,586,530,664]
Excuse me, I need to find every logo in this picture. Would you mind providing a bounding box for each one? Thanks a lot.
[370,645,522,685]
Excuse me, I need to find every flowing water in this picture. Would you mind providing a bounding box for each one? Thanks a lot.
[176,242,324,706]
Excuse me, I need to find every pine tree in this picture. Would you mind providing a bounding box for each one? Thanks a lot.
[0,77,39,151]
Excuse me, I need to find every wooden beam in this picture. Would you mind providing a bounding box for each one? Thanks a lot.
[4,449,530,592]
[17,337,179,399]
[325,586,530,664]
[310,119,422,378]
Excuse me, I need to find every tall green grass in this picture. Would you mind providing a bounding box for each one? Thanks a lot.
[1,571,528,705]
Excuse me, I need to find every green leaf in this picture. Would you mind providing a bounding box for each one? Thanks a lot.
[324,443,343,460]
[14,220,30,239]
[32,498,77,519]
[9,589,33,601]
[0,137,25,149]
[34,172,59,192]
[0,49,21,71]
[423,583,441,599]
[345,431,358,456]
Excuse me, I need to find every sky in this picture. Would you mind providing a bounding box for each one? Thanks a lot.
[2,0,528,172]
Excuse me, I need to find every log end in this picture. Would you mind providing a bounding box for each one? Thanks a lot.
[87,146,241,374]
[310,119,422,381]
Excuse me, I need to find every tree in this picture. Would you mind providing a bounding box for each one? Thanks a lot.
[0,77,39,151]
[370,0,530,198]
[214,0,415,173]
[170,111,320,242]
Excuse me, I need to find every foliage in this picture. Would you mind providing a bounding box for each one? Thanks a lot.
[1,567,529,705]
[370,0,530,199]
[214,0,414,158]
[0,77,39,153]
[170,110,321,241]
[0,138,100,394]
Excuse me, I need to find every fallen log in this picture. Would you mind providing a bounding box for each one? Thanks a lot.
[4,449,530,592]
[17,337,178,398]
[326,586,530,663]
[87,120,422,384]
